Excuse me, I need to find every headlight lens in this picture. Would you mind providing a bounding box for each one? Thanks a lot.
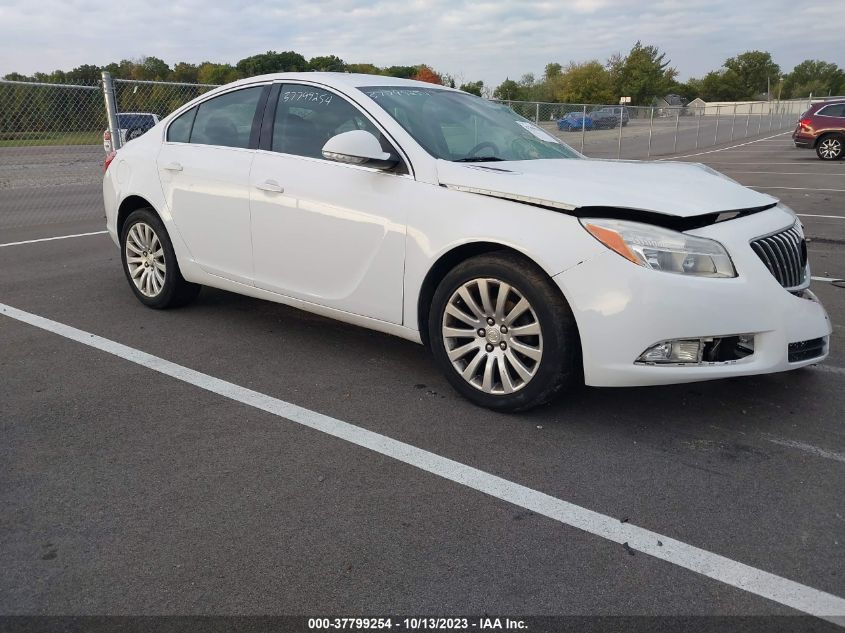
[581,218,736,278]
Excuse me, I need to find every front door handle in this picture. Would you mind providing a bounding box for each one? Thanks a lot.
[256,180,284,193]
[162,162,183,172]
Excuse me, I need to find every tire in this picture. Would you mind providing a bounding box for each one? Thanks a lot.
[816,134,844,160]
[120,207,200,309]
[428,252,580,412]
[126,127,146,142]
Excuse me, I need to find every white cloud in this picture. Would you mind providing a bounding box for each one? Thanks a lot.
[0,0,842,88]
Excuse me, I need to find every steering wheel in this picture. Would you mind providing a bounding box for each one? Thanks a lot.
[465,141,499,158]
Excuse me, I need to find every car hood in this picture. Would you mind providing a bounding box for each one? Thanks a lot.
[436,158,777,218]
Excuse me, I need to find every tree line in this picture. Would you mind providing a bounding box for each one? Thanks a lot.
[2,45,842,129]
[492,43,845,106]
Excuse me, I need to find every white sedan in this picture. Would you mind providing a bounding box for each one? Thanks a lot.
[103,73,831,411]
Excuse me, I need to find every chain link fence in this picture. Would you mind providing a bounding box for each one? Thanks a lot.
[493,99,811,159]
[0,75,812,234]
[0,77,218,232]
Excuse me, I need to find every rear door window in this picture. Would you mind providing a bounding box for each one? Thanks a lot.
[190,87,263,148]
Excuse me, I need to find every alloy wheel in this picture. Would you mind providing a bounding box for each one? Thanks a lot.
[819,138,842,159]
[441,278,543,395]
[125,222,166,297]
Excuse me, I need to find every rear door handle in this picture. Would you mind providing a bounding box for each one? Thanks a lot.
[256,180,284,193]
[162,162,183,172]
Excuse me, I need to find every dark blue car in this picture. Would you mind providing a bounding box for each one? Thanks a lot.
[557,112,593,131]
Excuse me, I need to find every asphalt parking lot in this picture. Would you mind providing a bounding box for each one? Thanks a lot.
[1,133,844,629]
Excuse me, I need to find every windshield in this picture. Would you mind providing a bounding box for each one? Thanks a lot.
[359,86,580,162]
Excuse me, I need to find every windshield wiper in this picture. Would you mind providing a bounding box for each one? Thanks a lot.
[452,156,505,162]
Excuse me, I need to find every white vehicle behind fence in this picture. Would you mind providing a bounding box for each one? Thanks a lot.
[103,112,160,152]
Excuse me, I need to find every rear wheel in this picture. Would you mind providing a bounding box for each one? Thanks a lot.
[816,134,844,160]
[428,252,580,412]
[120,208,200,309]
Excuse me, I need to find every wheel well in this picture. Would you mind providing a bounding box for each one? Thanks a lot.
[816,131,845,146]
[117,195,155,237]
[416,242,557,347]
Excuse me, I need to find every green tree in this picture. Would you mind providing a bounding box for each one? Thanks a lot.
[133,56,171,81]
[383,65,417,79]
[459,80,484,96]
[544,63,562,81]
[308,55,346,72]
[236,51,307,77]
[171,62,199,83]
[782,60,845,98]
[612,41,677,105]
[346,63,383,75]
[724,51,780,99]
[551,60,614,104]
[197,62,238,85]
[696,69,745,101]
[65,64,101,84]
[493,78,522,100]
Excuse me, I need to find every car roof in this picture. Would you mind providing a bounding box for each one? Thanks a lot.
[220,72,461,92]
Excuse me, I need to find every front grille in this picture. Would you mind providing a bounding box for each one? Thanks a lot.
[750,224,808,289]
[788,337,826,363]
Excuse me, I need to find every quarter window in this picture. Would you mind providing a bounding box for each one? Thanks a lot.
[818,104,845,118]
[272,85,382,159]
[167,107,196,143]
[190,87,263,148]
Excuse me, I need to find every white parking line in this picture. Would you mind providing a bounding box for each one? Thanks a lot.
[799,214,845,219]
[0,231,108,248]
[662,132,791,160]
[1,301,844,624]
[725,171,845,177]
[763,435,845,464]
[750,186,845,193]
[811,276,845,283]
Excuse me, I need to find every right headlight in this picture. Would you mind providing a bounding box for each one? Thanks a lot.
[580,218,736,278]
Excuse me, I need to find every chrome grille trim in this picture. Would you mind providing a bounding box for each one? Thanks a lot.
[750,223,808,291]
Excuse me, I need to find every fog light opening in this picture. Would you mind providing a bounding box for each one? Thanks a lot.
[637,335,755,366]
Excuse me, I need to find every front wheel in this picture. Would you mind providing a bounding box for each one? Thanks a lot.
[816,134,844,160]
[120,208,200,309]
[428,253,580,412]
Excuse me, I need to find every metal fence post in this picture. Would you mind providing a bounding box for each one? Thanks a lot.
[714,105,721,145]
[101,71,121,151]
[768,100,774,131]
[672,108,680,153]
[756,102,762,135]
[730,104,737,141]
[617,107,624,158]
[580,105,586,154]
[647,107,654,158]
[695,106,702,149]
[535,102,539,124]
[744,103,751,138]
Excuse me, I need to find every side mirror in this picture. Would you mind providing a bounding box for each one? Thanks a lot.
[322,130,399,170]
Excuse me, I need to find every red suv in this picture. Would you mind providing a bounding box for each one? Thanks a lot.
[792,100,845,160]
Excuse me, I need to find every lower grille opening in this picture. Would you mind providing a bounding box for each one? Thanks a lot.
[702,336,754,362]
[788,337,826,363]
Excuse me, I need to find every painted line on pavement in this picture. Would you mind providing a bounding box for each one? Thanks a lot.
[662,132,791,160]
[0,231,108,248]
[1,301,844,625]
[763,435,845,464]
[799,214,845,219]
[750,186,845,193]
[725,171,845,177]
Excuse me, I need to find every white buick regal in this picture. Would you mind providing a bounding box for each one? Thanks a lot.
[103,73,831,411]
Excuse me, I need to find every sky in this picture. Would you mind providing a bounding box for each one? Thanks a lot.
[1,0,843,87]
